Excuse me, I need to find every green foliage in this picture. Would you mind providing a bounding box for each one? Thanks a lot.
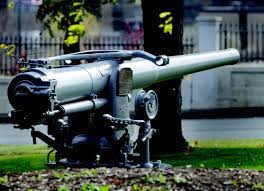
[80,169,97,176]
[158,173,166,184]
[252,182,264,190]
[199,163,205,168]
[144,174,154,184]
[7,1,15,9]
[173,175,187,184]
[81,169,92,175]
[37,174,43,181]
[64,24,85,46]
[0,44,16,57]
[53,172,78,181]
[144,173,167,184]
[53,172,71,180]
[81,183,110,191]
[0,43,21,70]
[98,185,110,191]
[0,175,8,184]
[52,169,98,182]
[57,185,70,191]
[231,180,238,187]
[36,0,116,47]
[132,184,140,190]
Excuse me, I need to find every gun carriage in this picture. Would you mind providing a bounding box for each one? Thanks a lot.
[7,49,240,167]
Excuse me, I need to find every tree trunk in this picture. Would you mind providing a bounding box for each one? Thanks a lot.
[63,34,80,55]
[0,0,8,10]
[141,0,188,153]
[63,34,81,65]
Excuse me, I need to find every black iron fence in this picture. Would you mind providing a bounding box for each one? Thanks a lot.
[220,23,264,63]
[0,35,195,75]
[2,23,264,75]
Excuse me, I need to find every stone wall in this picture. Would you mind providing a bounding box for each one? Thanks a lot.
[181,63,264,111]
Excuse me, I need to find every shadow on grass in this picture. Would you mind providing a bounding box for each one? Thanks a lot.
[156,147,264,170]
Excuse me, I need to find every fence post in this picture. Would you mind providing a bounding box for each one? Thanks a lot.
[187,16,227,110]
[197,16,222,52]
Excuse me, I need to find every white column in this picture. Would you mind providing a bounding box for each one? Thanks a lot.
[197,16,222,52]
[191,16,223,109]
[0,76,13,115]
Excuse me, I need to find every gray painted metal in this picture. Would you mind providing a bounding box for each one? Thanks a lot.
[108,62,129,141]
[127,48,240,89]
[60,98,108,115]
[4,49,240,167]
[8,49,240,110]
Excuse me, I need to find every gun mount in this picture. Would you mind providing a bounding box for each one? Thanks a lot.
[7,49,240,168]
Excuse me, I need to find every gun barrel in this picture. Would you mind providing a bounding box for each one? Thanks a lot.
[8,49,240,111]
[127,48,240,89]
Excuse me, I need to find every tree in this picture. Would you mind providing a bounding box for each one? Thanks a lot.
[36,0,115,54]
[141,0,188,153]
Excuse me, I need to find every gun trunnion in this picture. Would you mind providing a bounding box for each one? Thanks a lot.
[7,49,240,167]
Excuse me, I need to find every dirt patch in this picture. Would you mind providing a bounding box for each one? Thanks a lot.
[1,167,264,190]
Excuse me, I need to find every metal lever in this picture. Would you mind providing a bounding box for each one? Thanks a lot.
[141,128,156,142]
[138,120,154,168]
[26,50,170,68]
[103,114,145,126]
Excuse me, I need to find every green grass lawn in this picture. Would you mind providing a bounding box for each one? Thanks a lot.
[158,139,264,170]
[0,145,50,175]
[1,139,264,174]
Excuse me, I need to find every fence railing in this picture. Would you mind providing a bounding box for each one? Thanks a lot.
[219,23,264,63]
[0,35,195,75]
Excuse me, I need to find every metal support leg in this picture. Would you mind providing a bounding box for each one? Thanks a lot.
[140,120,153,168]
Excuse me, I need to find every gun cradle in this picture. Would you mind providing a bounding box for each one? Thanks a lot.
[7,49,240,168]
